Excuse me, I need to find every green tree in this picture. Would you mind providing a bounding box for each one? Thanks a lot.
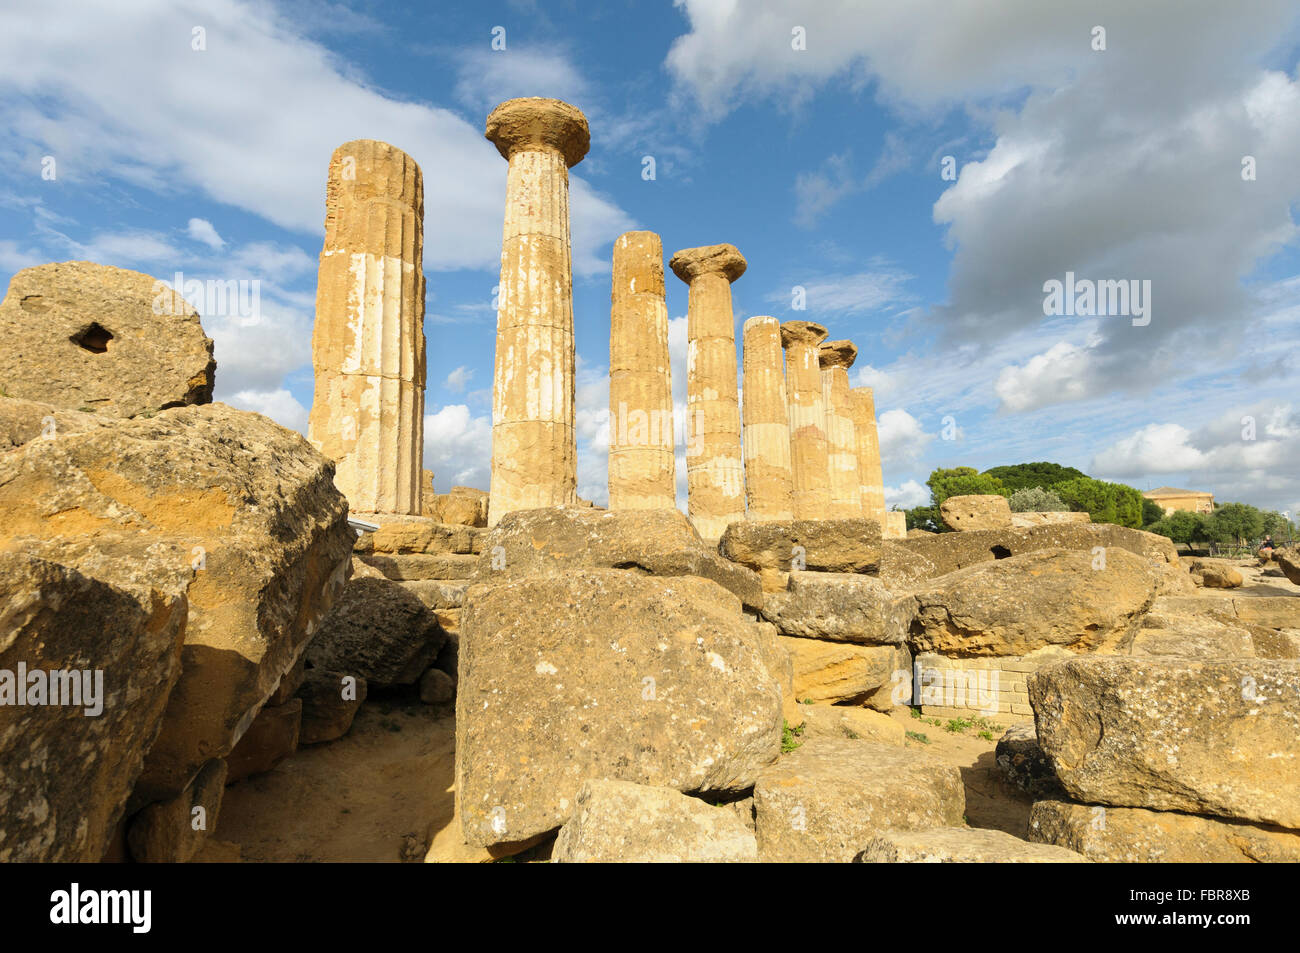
[1148,510,1211,545]
[1261,510,1295,543]
[926,467,1007,507]
[1141,499,1165,527]
[983,462,1088,493]
[905,505,942,533]
[1051,477,1143,527]
[1207,502,1264,546]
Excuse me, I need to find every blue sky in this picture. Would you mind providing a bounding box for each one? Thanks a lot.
[3,0,1300,515]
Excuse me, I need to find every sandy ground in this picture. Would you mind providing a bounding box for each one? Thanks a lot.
[216,698,456,863]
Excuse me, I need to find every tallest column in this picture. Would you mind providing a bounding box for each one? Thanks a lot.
[485,98,590,526]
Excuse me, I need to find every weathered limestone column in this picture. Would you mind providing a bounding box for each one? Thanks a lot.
[485,98,590,526]
[670,243,746,539]
[780,320,830,520]
[741,316,794,520]
[308,139,425,516]
[819,339,862,519]
[608,230,676,510]
[850,386,888,526]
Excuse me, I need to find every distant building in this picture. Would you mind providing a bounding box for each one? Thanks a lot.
[1143,486,1214,516]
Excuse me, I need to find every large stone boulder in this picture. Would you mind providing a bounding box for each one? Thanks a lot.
[552,779,758,862]
[296,669,367,744]
[753,738,964,862]
[780,637,910,708]
[940,494,1012,532]
[759,572,901,644]
[126,758,227,863]
[0,399,354,805]
[899,547,1164,657]
[1027,799,1300,863]
[471,506,762,609]
[1188,558,1244,589]
[718,519,881,574]
[1010,511,1091,529]
[855,827,1087,863]
[0,261,215,418]
[355,515,483,556]
[0,551,189,862]
[456,570,782,847]
[423,486,489,527]
[881,522,1179,588]
[1029,657,1300,827]
[304,576,446,688]
[1274,546,1300,586]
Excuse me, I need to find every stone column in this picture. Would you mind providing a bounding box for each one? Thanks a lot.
[819,339,862,519]
[850,386,888,526]
[484,98,590,526]
[670,243,746,539]
[608,230,676,510]
[741,316,793,521]
[780,320,830,520]
[308,138,425,516]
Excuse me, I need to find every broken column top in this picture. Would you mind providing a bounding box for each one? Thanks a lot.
[780,320,828,348]
[326,139,423,210]
[668,243,747,283]
[744,315,780,332]
[485,97,590,168]
[818,339,858,369]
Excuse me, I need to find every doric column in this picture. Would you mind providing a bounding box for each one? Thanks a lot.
[741,316,793,520]
[308,139,425,516]
[850,386,888,526]
[780,320,830,520]
[484,98,590,526]
[670,243,746,539]
[608,230,676,510]
[819,339,862,519]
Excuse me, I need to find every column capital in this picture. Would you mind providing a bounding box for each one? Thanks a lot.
[819,339,858,369]
[485,97,590,168]
[780,320,828,349]
[669,243,747,283]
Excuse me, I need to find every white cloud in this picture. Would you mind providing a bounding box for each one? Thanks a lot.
[771,267,914,317]
[424,404,492,492]
[186,217,225,249]
[453,47,589,116]
[225,387,308,435]
[876,408,933,464]
[885,479,929,510]
[443,365,474,393]
[993,340,1098,412]
[0,0,632,274]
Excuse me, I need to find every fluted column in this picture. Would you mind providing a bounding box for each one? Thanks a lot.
[308,139,425,515]
[608,230,676,510]
[670,243,746,539]
[849,386,888,527]
[485,98,590,526]
[780,320,830,520]
[819,339,861,519]
[742,316,793,520]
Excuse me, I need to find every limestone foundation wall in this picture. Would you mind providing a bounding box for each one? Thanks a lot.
[608,230,676,510]
[485,98,590,526]
[741,316,794,520]
[850,386,887,527]
[781,321,830,520]
[819,340,861,519]
[308,138,425,516]
[671,244,747,539]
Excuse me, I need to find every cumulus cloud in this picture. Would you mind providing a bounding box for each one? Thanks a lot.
[424,404,493,492]
[186,217,225,249]
[885,479,929,510]
[0,0,632,274]
[876,408,934,464]
[225,387,309,434]
[993,339,1098,412]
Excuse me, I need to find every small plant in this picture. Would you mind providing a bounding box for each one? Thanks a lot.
[843,728,860,740]
[781,719,805,753]
[906,730,929,744]
[801,698,814,705]
[944,717,974,733]
[909,707,922,720]
[977,729,994,741]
